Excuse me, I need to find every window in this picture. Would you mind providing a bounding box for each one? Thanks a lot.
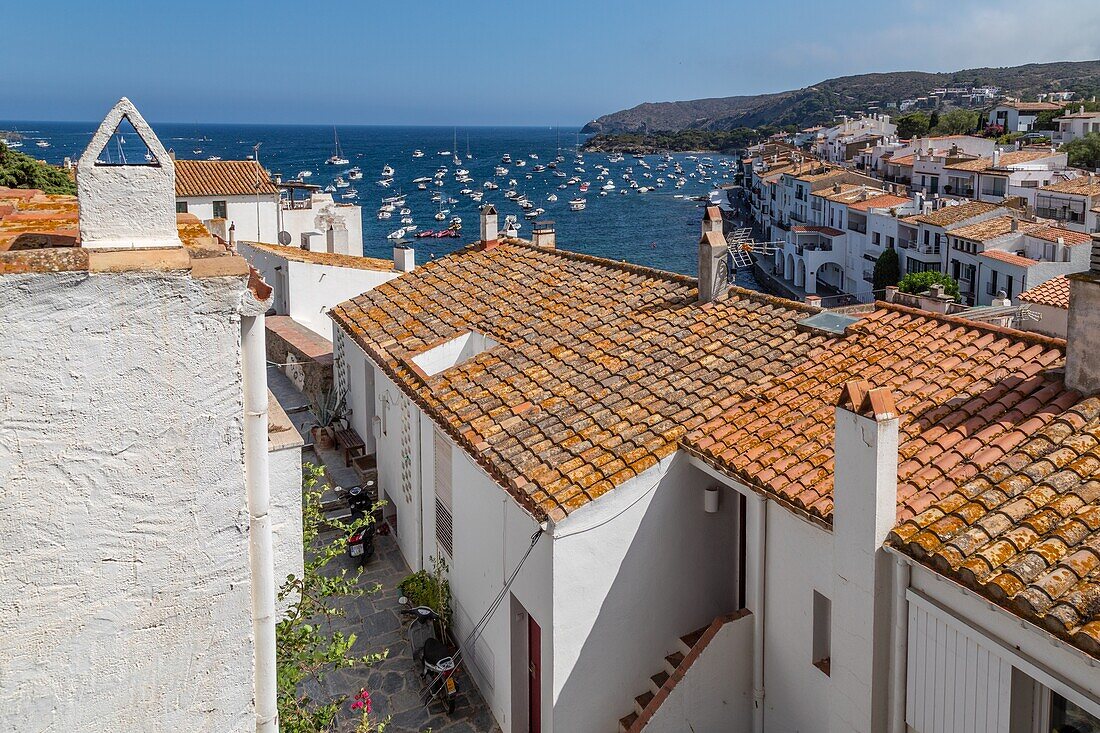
[213,200,228,219]
[175,201,188,214]
[1049,692,1100,732]
[434,430,454,557]
[872,232,881,245]
[812,590,831,675]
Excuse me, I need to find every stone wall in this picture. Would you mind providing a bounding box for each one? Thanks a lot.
[266,315,334,401]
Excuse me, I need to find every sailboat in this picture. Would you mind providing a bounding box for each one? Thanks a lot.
[466,132,472,160]
[452,128,461,166]
[326,127,349,166]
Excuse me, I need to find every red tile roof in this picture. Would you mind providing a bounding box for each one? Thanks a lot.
[980,249,1039,267]
[242,240,394,272]
[848,194,912,212]
[1019,276,1071,309]
[174,159,279,197]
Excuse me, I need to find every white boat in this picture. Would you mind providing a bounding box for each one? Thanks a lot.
[36,140,50,148]
[348,168,363,180]
[387,228,406,240]
[323,184,336,193]
[381,164,395,177]
[603,181,616,190]
[341,190,358,200]
[501,154,512,164]
[434,211,446,221]
[412,150,425,158]
[401,216,414,225]
[495,166,508,176]
[335,177,349,188]
[469,191,483,202]
[547,194,558,202]
[483,181,499,190]
[326,127,349,165]
[376,179,392,188]
[400,207,411,215]
[529,153,539,159]
[207,156,222,161]
[515,159,526,167]
[377,210,392,219]
[298,170,313,179]
[569,197,586,211]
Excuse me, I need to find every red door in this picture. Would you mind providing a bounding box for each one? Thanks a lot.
[528,615,541,733]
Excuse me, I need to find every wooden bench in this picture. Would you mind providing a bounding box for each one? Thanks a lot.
[333,428,366,467]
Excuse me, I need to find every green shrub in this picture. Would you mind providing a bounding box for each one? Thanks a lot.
[0,142,76,195]
[898,271,959,298]
[399,555,453,637]
[872,248,901,292]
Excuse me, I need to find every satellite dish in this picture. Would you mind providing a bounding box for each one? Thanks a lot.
[278,231,292,246]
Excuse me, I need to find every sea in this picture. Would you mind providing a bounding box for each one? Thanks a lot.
[5,121,757,284]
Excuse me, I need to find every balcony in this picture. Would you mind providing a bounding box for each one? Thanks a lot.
[848,222,867,234]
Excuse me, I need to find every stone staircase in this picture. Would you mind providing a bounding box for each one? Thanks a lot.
[616,623,711,733]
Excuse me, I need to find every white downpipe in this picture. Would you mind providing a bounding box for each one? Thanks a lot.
[751,494,767,733]
[889,555,911,733]
[243,313,278,733]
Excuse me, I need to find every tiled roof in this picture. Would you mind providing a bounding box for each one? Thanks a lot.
[912,201,1001,228]
[1000,102,1065,112]
[980,249,1039,268]
[1019,276,1071,309]
[848,194,911,212]
[685,304,1074,523]
[792,225,845,237]
[946,150,1060,172]
[890,396,1100,656]
[950,216,1019,242]
[174,159,279,197]
[1026,225,1092,246]
[1040,176,1100,196]
[242,240,394,272]
[886,154,916,167]
[330,240,823,521]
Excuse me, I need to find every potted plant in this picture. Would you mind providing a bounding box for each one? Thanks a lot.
[309,387,346,450]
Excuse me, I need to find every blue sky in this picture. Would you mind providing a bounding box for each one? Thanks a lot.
[5,0,1099,125]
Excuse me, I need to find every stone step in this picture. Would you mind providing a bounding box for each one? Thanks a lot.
[649,670,670,695]
[634,690,654,716]
[677,624,710,656]
[664,651,684,677]
[618,712,638,733]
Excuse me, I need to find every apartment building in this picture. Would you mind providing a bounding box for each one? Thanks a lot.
[943,148,1068,204]
[1036,175,1100,233]
[987,101,1065,132]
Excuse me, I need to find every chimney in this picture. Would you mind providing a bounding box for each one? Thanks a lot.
[1055,236,1066,262]
[326,222,348,254]
[992,148,1001,167]
[393,243,415,273]
[532,220,556,249]
[698,230,729,303]
[479,204,499,250]
[830,380,898,733]
[805,294,823,308]
[1065,234,1100,394]
[1011,218,1019,232]
[76,97,182,250]
[228,222,236,250]
[702,206,723,238]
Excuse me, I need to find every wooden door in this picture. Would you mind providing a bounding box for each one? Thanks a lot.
[528,615,541,733]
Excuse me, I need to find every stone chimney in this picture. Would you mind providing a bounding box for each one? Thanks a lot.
[393,243,415,273]
[1065,234,1100,394]
[326,222,348,254]
[532,220,556,249]
[830,380,898,733]
[698,230,729,303]
[479,204,499,250]
[702,206,723,239]
[76,97,182,250]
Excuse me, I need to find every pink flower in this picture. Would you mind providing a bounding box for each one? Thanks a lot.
[351,700,364,711]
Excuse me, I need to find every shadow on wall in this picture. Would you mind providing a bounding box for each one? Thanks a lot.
[552,455,739,732]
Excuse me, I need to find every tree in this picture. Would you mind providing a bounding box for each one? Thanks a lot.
[0,142,76,195]
[931,109,980,136]
[1062,132,1100,170]
[928,110,940,131]
[895,112,930,140]
[898,270,960,298]
[277,463,388,733]
[872,247,901,292]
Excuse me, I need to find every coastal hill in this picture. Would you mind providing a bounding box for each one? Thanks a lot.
[581,60,1100,134]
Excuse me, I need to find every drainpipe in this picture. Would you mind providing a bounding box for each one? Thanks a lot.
[889,555,910,733]
[751,493,767,733]
[242,310,279,733]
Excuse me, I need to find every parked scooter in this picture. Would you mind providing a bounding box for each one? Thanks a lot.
[345,485,376,565]
[399,599,459,713]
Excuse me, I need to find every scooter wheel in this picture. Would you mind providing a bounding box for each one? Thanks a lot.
[447,697,456,714]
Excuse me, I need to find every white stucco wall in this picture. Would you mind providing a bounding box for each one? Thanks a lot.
[1022,302,1069,338]
[281,199,364,256]
[178,195,278,244]
[761,503,835,733]
[239,243,399,341]
[269,443,304,616]
[551,454,739,733]
[645,613,755,733]
[0,270,255,732]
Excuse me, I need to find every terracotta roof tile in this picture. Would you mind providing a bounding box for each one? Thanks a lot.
[980,249,1039,267]
[241,240,394,272]
[946,150,1060,172]
[1040,177,1100,196]
[174,159,279,197]
[912,200,1001,227]
[1019,276,1071,309]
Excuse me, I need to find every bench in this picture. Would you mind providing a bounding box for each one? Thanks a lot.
[333,428,366,467]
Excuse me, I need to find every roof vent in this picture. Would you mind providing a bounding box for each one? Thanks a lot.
[796,311,861,336]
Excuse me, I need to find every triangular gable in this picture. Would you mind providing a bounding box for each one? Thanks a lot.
[79,97,172,169]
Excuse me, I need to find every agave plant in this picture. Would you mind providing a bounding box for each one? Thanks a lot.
[309,387,347,429]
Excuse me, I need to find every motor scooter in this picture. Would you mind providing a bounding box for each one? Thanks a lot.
[399,599,459,713]
[345,485,375,564]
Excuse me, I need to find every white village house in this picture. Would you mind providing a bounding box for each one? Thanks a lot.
[0,99,300,732]
[329,207,1100,732]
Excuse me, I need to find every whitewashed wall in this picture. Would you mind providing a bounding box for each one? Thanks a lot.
[281,199,364,256]
[178,195,279,243]
[551,454,739,733]
[269,438,304,617]
[0,270,255,732]
[761,502,835,732]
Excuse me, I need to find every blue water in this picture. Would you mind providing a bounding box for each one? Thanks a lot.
[6,121,744,277]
